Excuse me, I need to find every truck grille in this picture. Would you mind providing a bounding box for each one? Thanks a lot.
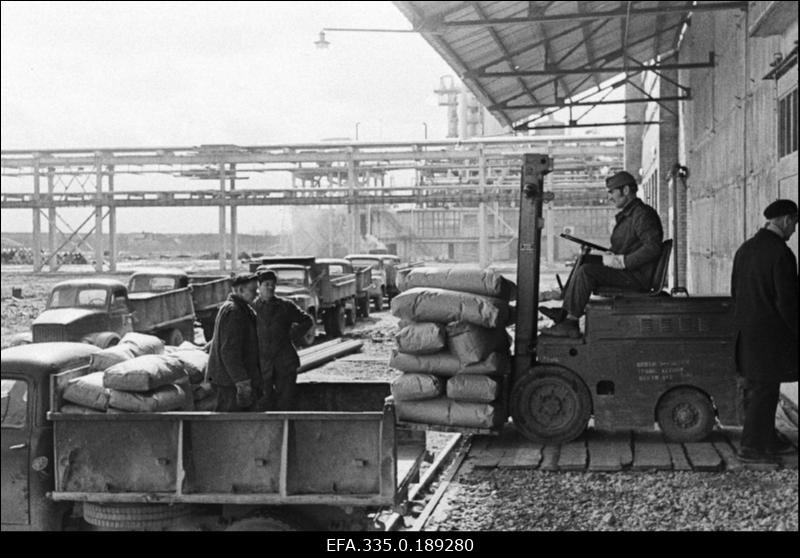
[33,324,67,342]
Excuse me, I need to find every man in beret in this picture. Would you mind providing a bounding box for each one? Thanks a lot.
[206,272,262,411]
[731,199,798,464]
[253,268,314,411]
[541,170,664,337]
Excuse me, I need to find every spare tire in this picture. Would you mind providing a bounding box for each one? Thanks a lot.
[83,503,191,530]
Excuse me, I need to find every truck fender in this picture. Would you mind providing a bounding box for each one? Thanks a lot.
[81,331,121,349]
[8,331,33,346]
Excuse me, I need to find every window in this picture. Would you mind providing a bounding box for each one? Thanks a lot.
[778,88,798,158]
[50,287,107,308]
[1,379,28,429]
[111,293,129,312]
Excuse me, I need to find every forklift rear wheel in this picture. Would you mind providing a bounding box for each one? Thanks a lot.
[510,366,591,444]
[656,387,715,443]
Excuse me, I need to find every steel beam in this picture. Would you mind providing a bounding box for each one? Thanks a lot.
[108,165,116,272]
[47,167,57,271]
[480,52,715,76]
[94,158,103,273]
[230,163,238,271]
[504,94,691,110]
[514,120,660,131]
[33,161,42,271]
[433,2,748,28]
[218,163,226,272]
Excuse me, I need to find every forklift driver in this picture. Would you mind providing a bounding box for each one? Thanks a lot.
[540,170,664,338]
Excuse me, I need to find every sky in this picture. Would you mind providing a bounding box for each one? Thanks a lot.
[1,1,623,235]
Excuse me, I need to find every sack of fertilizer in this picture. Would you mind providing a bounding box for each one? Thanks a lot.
[395,322,446,355]
[389,350,509,377]
[390,288,510,328]
[89,344,138,372]
[398,266,516,300]
[119,332,165,355]
[446,322,510,364]
[390,373,444,401]
[446,375,499,403]
[108,382,190,412]
[103,354,186,392]
[171,348,209,384]
[396,397,504,429]
[62,372,110,411]
[59,404,106,415]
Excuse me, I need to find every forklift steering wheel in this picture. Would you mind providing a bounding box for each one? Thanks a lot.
[559,233,610,253]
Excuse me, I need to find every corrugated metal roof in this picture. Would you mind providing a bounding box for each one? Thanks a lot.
[393,1,719,129]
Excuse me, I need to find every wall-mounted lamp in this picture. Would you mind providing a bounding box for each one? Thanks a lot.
[314,31,330,49]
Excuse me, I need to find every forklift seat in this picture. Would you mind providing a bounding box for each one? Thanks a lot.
[594,239,673,297]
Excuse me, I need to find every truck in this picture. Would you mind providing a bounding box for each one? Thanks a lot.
[127,268,232,342]
[25,278,196,348]
[1,342,426,531]
[344,254,387,311]
[249,256,357,345]
[506,154,743,443]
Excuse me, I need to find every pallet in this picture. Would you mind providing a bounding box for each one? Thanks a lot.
[397,421,502,436]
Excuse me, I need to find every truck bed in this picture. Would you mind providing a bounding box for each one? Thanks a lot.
[48,376,424,508]
[128,287,195,332]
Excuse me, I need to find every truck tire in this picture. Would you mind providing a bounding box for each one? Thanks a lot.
[510,366,591,444]
[357,296,370,319]
[83,503,190,530]
[166,328,184,346]
[81,332,120,349]
[656,387,716,443]
[225,516,298,531]
[324,305,345,338]
[345,299,356,326]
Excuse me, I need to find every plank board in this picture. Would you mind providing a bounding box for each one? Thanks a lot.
[587,431,632,472]
[540,445,560,471]
[632,431,673,471]
[501,442,544,469]
[469,436,505,469]
[721,427,780,471]
[709,431,744,472]
[557,439,587,471]
[666,443,692,471]
[684,442,723,471]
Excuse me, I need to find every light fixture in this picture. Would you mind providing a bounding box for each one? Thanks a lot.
[314,31,330,49]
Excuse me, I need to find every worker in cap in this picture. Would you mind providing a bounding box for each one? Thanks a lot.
[252,267,314,411]
[731,199,798,463]
[540,170,664,338]
[205,271,261,411]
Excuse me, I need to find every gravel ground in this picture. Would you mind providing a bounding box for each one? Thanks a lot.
[428,468,799,531]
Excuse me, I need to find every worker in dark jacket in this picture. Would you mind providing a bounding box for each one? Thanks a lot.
[206,273,261,411]
[731,199,798,464]
[541,171,664,337]
[253,269,315,411]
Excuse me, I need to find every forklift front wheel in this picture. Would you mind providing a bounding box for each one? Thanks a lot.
[510,366,592,444]
[656,387,715,443]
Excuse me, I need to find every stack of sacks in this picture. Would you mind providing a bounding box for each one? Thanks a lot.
[61,341,210,414]
[389,266,514,429]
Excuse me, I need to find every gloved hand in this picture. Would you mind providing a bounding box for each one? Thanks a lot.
[602,252,626,270]
[234,379,253,408]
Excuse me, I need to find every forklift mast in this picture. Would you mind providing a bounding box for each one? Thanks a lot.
[512,154,553,386]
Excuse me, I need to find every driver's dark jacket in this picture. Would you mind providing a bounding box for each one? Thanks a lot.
[611,198,664,286]
[253,296,314,375]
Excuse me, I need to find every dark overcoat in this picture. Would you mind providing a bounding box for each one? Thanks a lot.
[731,228,799,382]
[611,198,664,286]
[253,295,314,376]
[206,294,261,389]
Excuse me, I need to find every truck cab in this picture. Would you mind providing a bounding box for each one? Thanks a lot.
[344,254,387,311]
[31,279,133,347]
[1,343,100,531]
[127,268,189,293]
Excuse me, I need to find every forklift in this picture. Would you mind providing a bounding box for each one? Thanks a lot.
[508,154,741,444]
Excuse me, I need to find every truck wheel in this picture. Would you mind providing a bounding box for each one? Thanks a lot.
[225,516,298,531]
[345,300,356,326]
[358,296,370,319]
[656,387,715,443]
[83,503,190,530]
[324,306,345,338]
[510,366,591,444]
[166,328,184,346]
